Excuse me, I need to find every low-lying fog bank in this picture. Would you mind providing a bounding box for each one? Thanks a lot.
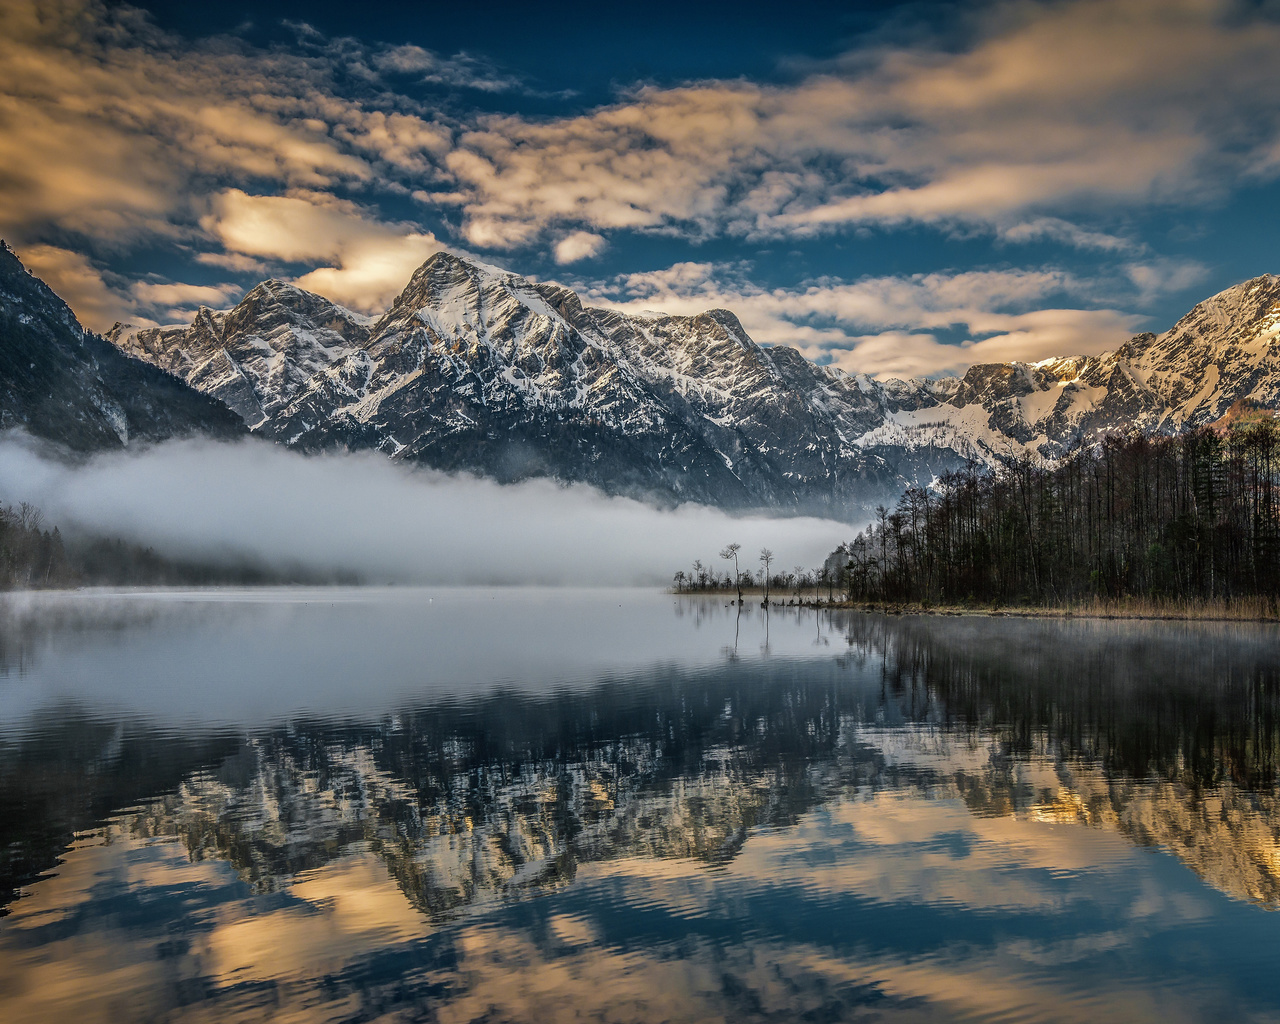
[0,433,857,586]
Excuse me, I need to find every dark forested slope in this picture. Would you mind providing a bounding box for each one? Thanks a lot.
[0,243,244,451]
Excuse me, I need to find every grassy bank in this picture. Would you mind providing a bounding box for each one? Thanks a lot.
[672,589,1280,622]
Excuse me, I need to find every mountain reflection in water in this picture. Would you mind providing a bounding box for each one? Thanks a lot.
[0,590,1278,1024]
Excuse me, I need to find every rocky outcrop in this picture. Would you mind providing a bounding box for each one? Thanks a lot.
[108,254,1280,514]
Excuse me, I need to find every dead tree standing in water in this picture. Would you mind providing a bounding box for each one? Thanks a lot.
[759,548,774,605]
[721,543,743,604]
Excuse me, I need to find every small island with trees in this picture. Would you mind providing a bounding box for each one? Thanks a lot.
[675,416,1280,621]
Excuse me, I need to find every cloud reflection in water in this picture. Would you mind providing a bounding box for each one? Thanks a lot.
[0,591,1278,1023]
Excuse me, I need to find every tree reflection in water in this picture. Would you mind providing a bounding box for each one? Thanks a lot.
[1,597,1278,1023]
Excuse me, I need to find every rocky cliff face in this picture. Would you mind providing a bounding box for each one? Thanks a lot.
[108,253,1280,514]
[868,274,1280,467]
[0,243,245,452]
[109,279,372,431]
[116,253,936,512]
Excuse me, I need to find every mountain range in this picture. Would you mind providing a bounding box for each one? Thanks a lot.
[3,240,1277,515]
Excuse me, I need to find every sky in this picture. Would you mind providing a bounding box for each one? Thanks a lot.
[3,0,1280,379]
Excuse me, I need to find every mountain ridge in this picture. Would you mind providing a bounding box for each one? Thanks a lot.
[113,251,917,511]
[0,241,245,453]
[46,250,1280,514]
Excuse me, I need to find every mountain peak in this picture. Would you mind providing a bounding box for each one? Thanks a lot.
[398,250,511,293]
[78,253,1280,516]
[0,242,81,332]
[1166,273,1280,336]
[698,308,754,346]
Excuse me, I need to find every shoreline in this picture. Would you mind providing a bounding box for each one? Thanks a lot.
[671,590,1280,623]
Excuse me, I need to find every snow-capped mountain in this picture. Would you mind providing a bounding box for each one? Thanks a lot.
[865,274,1280,465]
[110,279,373,431]
[105,255,1280,515]
[0,243,243,452]
[114,252,938,512]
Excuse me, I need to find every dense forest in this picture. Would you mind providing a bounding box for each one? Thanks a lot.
[676,413,1280,610]
[831,414,1279,607]
[0,500,325,588]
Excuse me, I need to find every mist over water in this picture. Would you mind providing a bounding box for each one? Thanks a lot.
[0,433,856,584]
[1,593,1279,1024]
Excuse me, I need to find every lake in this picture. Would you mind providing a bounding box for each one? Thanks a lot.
[1,587,1278,1023]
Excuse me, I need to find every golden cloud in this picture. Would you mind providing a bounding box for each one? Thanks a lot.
[588,263,1144,379]
[1,0,1274,356]
[553,230,607,264]
[0,1,376,252]
[15,244,139,330]
[440,0,1280,245]
[202,189,445,312]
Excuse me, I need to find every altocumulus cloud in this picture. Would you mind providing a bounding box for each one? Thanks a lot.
[581,262,1150,378]
[0,435,853,585]
[3,0,1276,369]
[437,0,1280,246]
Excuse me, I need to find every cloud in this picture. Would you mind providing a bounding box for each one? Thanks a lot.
[1123,258,1210,302]
[369,44,532,94]
[553,231,606,264]
[0,0,374,252]
[15,242,256,332]
[995,218,1138,253]
[131,281,242,309]
[194,251,271,274]
[1,0,1273,343]
[123,279,244,324]
[294,236,443,314]
[585,262,1143,378]
[0,435,854,584]
[201,190,445,312]
[202,190,377,264]
[0,1,458,320]
[823,310,1142,379]
[438,0,1280,246]
[16,245,245,331]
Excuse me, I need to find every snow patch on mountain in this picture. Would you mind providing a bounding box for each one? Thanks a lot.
[108,254,1280,515]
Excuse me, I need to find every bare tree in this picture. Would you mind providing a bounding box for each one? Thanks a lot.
[18,501,42,532]
[875,506,889,590]
[720,543,742,604]
[759,547,774,604]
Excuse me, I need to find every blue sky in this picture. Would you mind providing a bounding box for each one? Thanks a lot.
[2,0,1279,377]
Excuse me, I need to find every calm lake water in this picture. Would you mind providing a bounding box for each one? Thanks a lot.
[1,587,1279,1023]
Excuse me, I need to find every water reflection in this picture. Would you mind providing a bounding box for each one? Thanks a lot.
[1,591,1278,1023]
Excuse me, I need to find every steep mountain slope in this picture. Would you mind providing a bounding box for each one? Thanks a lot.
[108,280,371,430]
[0,243,244,452]
[865,274,1280,465]
[118,253,941,512]
[109,253,1280,514]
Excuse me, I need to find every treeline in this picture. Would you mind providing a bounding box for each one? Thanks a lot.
[832,418,1280,607]
[0,503,71,588]
[672,416,1280,610]
[0,500,329,589]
